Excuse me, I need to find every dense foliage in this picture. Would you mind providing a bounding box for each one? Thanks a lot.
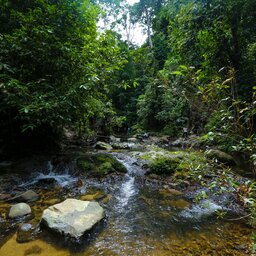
[116,0,256,172]
[0,0,125,152]
[0,0,255,169]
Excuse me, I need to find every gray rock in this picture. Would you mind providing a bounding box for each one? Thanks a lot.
[111,143,130,150]
[110,136,121,143]
[127,137,137,143]
[205,149,236,165]
[9,203,31,218]
[10,190,39,202]
[41,199,105,240]
[20,223,33,232]
[94,141,112,150]
[17,223,34,243]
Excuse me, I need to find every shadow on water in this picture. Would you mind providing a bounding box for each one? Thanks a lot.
[39,218,108,253]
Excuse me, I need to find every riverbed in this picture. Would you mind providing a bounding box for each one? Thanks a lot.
[0,151,254,255]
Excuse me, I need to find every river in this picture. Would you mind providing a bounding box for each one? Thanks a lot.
[0,151,253,255]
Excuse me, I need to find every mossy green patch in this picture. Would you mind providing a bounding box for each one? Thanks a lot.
[140,148,211,180]
[77,153,127,177]
[149,157,180,175]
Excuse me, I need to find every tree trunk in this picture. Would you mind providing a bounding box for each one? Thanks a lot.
[145,7,153,48]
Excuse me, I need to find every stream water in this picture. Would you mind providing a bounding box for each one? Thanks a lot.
[0,152,254,256]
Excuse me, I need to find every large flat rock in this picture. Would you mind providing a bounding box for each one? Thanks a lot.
[41,199,105,240]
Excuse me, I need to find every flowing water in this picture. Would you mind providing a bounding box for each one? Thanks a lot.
[0,152,254,256]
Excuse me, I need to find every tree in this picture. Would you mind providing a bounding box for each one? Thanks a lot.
[131,0,164,48]
[0,0,125,151]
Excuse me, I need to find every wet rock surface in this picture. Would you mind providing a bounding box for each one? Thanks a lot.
[16,223,37,243]
[80,191,106,201]
[111,143,130,150]
[9,203,32,219]
[94,141,112,150]
[8,190,39,203]
[205,149,237,165]
[41,199,105,240]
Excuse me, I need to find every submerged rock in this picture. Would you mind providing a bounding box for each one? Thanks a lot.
[80,191,106,201]
[160,199,190,209]
[159,188,183,196]
[0,194,11,201]
[94,141,112,150]
[41,199,105,240]
[205,149,236,166]
[9,190,39,203]
[17,223,35,243]
[101,194,112,204]
[180,199,222,220]
[9,203,31,219]
[44,198,61,206]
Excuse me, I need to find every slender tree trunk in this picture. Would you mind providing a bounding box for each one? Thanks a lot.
[145,7,153,48]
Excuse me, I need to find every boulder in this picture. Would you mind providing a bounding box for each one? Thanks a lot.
[9,203,31,219]
[110,136,121,143]
[111,143,130,150]
[94,141,112,150]
[41,199,105,240]
[205,149,236,165]
[9,190,39,202]
[77,153,127,177]
[127,137,137,143]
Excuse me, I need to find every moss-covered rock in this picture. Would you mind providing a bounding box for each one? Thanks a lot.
[111,143,130,150]
[139,147,210,180]
[80,191,106,201]
[77,153,127,177]
[148,158,180,175]
[205,149,236,166]
[94,141,112,150]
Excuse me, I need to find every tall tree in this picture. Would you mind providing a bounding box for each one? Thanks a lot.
[131,0,164,48]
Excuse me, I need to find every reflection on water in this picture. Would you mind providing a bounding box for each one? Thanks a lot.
[0,153,253,256]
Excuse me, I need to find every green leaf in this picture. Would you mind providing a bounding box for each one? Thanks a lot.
[171,71,183,76]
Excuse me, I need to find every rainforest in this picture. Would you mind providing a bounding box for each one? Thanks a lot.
[0,0,255,255]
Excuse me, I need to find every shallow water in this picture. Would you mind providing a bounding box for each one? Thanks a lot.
[0,152,254,255]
